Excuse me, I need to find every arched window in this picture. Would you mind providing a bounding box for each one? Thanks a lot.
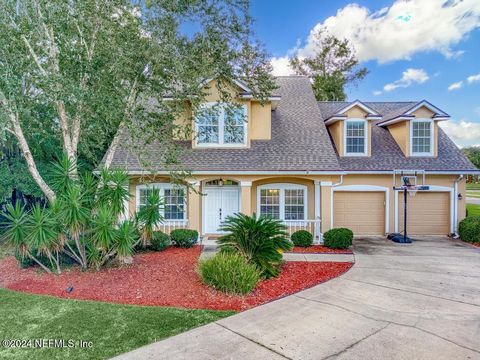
[204,179,239,186]
[257,183,307,220]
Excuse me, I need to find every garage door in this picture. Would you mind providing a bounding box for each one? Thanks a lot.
[333,192,385,235]
[398,192,450,235]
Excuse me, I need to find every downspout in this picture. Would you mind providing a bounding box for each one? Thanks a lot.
[453,175,464,237]
[332,174,344,188]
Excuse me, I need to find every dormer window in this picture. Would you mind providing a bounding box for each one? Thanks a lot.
[196,103,247,147]
[344,119,368,156]
[411,119,433,156]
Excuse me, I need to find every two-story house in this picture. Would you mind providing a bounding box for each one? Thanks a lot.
[104,76,477,241]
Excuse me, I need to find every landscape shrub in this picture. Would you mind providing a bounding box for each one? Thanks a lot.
[459,216,480,243]
[291,230,313,247]
[199,253,260,295]
[150,231,170,251]
[323,228,353,249]
[218,213,292,278]
[170,229,198,248]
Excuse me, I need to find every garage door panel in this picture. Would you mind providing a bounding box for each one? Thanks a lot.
[398,192,450,235]
[334,192,385,235]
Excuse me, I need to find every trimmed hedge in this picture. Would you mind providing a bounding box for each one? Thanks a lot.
[323,228,353,249]
[199,253,260,295]
[291,230,313,247]
[170,229,198,248]
[150,231,170,251]
[459,216,480,243]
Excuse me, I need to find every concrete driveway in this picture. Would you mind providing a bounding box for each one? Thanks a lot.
[113,237,480,360]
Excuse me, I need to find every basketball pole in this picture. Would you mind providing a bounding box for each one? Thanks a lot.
[404,187,408,243]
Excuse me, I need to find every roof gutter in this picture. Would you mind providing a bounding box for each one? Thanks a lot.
[112,170,480,176]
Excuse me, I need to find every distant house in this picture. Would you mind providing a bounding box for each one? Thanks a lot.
[104,76,476,241]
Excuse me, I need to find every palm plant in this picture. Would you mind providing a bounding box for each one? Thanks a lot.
[97,169,130,220]
[56,184,91,269]
[89,206,117,270]
[218,213,292,278]
[26,204,62,274]
[115,220,138,262]
[1,203,52,273]
[48,155,78,192]
[136,189,164,247]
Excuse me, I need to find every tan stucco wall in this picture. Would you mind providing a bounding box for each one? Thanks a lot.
[386,106,440,157]
[328,105,372,157]
[250,101,272,140]
[127,174,465,236]
[328,121,344,156]
[387,121,409,156]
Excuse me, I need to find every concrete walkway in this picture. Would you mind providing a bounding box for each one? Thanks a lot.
[113,237,480,360]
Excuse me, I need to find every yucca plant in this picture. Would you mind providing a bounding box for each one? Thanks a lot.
[1,203,52,273]
[48,155,78,193]
[97,169,130,220]
[26,204,62,274]
[56,184,91,269]
[115,220,138,262]
[136,189,164,247]
[218,213,292,278]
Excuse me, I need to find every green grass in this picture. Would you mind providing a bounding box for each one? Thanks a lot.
[466,191,480,198]
[467,204,480,217]
[0,289,234,360]
[466,183,480,190]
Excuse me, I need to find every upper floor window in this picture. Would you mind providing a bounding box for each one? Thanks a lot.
[196,103,247,147]
[411,119,433,156]
[137,184,186,221]
[345,119,367,156]
[257,184,307,221]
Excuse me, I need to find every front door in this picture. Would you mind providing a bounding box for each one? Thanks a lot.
[204,187,240,233]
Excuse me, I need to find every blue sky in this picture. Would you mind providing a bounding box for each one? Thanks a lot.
[250,0,480,147]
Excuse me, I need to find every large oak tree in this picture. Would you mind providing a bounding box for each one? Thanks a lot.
[0,0,276,202]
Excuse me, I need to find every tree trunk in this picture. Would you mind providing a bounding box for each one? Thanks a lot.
[27,253,52,274]
[9,111,56,202]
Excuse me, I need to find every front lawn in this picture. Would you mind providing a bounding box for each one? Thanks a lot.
[0,289,233,360]
[467,203,480,217]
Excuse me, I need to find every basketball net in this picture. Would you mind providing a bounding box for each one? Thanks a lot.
[407,188,417,197]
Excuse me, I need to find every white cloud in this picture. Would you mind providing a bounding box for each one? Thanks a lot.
[296,0,480,64]
[373,90,383,96]
[440,119,480,147]
[448,81,463,91]
[467,73,480,83]
[270,56,294,76]
[383,68,429,92]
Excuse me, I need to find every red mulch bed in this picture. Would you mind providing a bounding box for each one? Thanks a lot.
[288,245,353,254]
[0,246,352,311]
[472,243,480,248]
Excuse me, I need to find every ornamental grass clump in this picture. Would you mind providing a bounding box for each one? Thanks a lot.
[218,213,292,278]
[199,253,261,295]
[291,230,313,247]
[323,228,353,249]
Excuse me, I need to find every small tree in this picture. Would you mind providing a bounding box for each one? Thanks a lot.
[136,189,164,248]
[290,29,368,101]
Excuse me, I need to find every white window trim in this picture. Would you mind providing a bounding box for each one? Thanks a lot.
[410,118,434,157]
[136,183,187,222]
[195,102,248,148]
[256,183,308,221]
[344,118,368,156]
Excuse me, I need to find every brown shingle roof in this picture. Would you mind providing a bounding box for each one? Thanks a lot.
[105,78,476,173]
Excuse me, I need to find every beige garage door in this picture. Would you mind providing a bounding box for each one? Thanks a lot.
[398,192,450,235]
[333,192,385,235]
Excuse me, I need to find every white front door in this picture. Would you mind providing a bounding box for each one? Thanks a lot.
[204,187,240,233]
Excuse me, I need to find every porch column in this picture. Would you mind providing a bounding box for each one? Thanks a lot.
[314,180,321,241]
[187,180,201,233]
[320,181,333,234]
[240,181,252,215]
